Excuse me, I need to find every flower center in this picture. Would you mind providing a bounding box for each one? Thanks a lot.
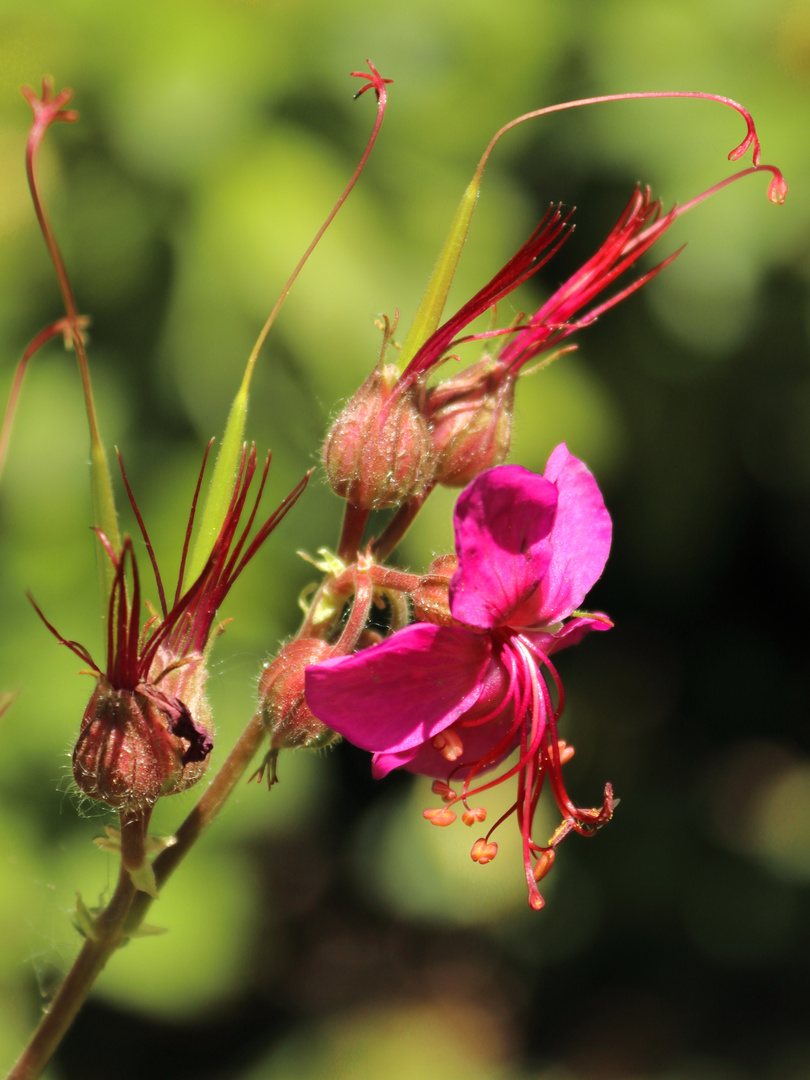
[421,630,615,908]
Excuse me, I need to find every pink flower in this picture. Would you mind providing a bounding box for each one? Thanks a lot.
[306,443,615,908]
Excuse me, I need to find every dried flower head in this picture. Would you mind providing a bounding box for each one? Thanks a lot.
[33,444,308,811]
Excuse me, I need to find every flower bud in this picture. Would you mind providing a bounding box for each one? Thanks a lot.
[411,554,458,626]
[422,358,514,487]
[73,678,213,811]
[323,364,434,509]
[260,638,340,751]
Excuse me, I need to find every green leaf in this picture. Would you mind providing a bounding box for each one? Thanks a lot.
[397,177,480,369]
[184,378,249,586]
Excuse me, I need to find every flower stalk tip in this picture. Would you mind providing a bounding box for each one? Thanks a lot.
[351,59,393,102]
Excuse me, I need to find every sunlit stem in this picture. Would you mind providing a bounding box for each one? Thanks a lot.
[396,90,771,374]
[371,480,436,561]
[474,91,768,179]
[186,61,391,582]
[23,81,120,611]
[0,320,71,486]
[5,712,268,1080]
[5,847,138,1080]
[125,712,267,928]
[674,163,788,210]
[337,503,372,563]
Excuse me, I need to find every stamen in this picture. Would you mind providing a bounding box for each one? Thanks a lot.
[431,779,456,803]
[423,807,457,826]
[471,838,498,864]
[557,740,575,765]
[533,848,555,882]
[461,807,487,827]
[432,727,464,762]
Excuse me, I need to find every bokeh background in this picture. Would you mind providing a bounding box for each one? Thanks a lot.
[0,1,808,1078]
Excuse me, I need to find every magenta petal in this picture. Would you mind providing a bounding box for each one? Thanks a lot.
[510,444,612,627]
[526,613,613,657]
[372,746,418,778]
[449,465,557,629]
[305,624,492,755]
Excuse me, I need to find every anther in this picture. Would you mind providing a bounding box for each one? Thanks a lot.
[557,739,575,764]
[431,779,457,802]
[471,838,498,864]
[431,726,464,762]
[533,848,555,881]
[423,807,457,826]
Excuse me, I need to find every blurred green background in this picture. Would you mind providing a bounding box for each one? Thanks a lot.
[0,1,808,1078]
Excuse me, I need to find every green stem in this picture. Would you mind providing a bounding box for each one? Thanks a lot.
[124,712,266,930]
[371,483,435,562]
[4,715,267,1080]
[5,830,140,1080]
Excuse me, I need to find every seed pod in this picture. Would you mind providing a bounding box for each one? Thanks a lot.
[323,365,435,509]
[73,677,213,811]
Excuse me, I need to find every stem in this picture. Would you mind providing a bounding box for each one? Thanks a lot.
[371,483,435,562]
[337,503,371,562]
[4,715,266,1080]
[0,321,70,487]
[238,61,391,397]
[125,712,266,929]
[22,81,120,609]
[5,832,141,1080]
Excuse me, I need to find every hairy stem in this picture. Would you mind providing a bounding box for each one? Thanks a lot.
[4,715,266,1080]
[6,838,139,1080]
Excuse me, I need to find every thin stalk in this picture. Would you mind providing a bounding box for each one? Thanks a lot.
[125,712,266,929]
[22,81,120,608]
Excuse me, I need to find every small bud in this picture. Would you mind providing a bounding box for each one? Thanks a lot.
[411,554,459,626]
[260,638,340,752]
[323,364,435,509]
[73,678,213,812]
[422,358,515,487]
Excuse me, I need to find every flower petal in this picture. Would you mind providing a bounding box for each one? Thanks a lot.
[305,624,492,755]
[372,651,520,779]
[449,465,557,629]
[509,444,612,627]
[526,613,613,656]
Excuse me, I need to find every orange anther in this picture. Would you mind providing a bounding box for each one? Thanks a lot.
[431,726,464,762]
[557,739,576,764]
[431,779,456,802]
[533,848,556,881]
[471,838,498,864]
[462,807,487,826]
[423,806,457,826]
